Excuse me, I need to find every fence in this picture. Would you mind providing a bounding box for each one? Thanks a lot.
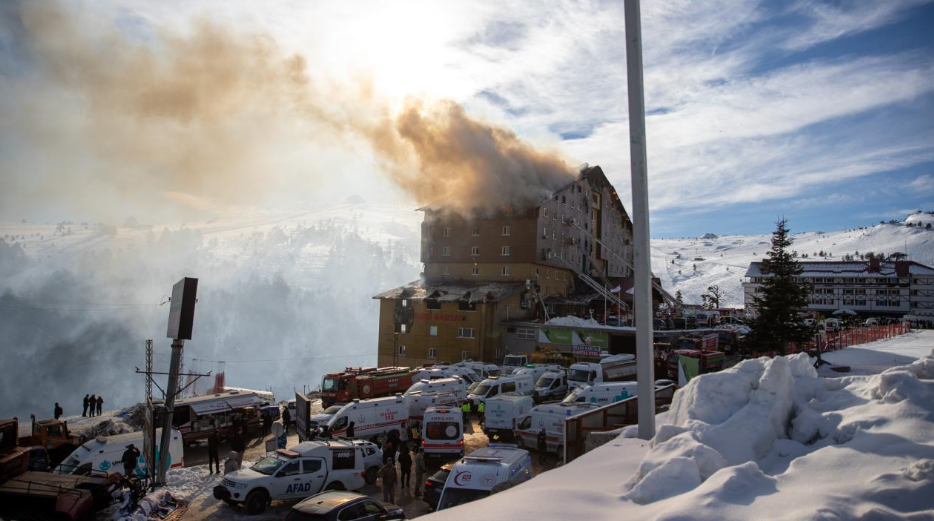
[789,323,911,354]
[563,384,677,464]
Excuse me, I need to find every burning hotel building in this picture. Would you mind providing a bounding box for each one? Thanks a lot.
[373,165,644,367]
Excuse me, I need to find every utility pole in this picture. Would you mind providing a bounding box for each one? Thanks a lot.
[624,0,656,440]
[145,340,153,402]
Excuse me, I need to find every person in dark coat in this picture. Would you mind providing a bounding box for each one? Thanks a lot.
[398,444,412,489]
[383,438,396,464]
[207,432,221,474]
[262,414,272,437]
[96,395,103,416]
[54,403,63,420]
[88,395,96,417]
[82,395,89,417]
[230,430,246,455]
[346,421,355,439]
[282,407,291,432]
[122,444,140,478]
[537,428,548,464]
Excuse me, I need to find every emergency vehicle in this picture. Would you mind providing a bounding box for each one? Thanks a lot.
[405,391,462,423]
[501,354,529,375]
[320,367,415,407]
[404,377,466,397]
[482,394,534,441]
[214,440,368,515]
[466,374,534,406]
[567,354,637,388]
[421,407,464,460]
[56,428,184,476]
[326,396,409,441]
[562,382,638,405]
[436,445,532,511]
[513,364,563,386]
[533,370,568,403]
[514,402,598,453]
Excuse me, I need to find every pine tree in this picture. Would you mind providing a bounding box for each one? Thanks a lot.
[748,219,812,355]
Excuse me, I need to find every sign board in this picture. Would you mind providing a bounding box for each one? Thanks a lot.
[702,334,718,351]
[166,277,198,340]
[572,345,603,358]
[295,392,312,442]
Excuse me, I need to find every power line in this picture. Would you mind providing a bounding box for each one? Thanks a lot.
[150,352,375,364]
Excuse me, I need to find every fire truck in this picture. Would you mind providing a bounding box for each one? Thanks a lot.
[666,334,725,381]
[321,367,416,407]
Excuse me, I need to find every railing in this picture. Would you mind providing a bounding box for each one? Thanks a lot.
[787,323,911,355]
[562,384,677,464]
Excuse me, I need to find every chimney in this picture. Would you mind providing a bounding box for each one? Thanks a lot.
[895,261,909,278]
[868,256,880,272]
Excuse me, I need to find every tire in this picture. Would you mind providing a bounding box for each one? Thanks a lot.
[325,481,346,491]
[244,490,269,515]
[365,466,378,485]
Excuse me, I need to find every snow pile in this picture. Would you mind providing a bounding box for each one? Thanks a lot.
[422,332,934,521]
[545,316,602,327]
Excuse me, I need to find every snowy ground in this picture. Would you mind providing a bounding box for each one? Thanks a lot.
[422,331,934,520]
[819,330,934,376]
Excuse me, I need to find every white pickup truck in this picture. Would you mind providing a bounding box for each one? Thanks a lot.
[214,440,374,515]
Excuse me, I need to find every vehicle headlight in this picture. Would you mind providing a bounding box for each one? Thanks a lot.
[224,479,248,489]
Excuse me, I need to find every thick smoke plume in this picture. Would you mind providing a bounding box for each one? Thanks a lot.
[1,1,575,221]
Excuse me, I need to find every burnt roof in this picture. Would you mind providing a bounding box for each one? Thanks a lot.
[373,279,527,303]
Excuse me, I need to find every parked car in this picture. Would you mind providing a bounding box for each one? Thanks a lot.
[285,491,404,521]
[422,463,453,511]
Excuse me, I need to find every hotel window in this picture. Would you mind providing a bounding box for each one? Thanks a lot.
[501,266,511,276]
[502,245,510,256]
[502,225,510,236]
[427,299,441,310]
[543,207,549,218]
[457,328,476,338]
[442,266,450,276]
[471,227,480,236]
[398,345,406,355]
[442,246,451,256]
[443,227,451,237]
[428,348,438,359]
[471,265,479,276]
[471,246,480,256]
[402,299,408,307]
[430,325,438,336]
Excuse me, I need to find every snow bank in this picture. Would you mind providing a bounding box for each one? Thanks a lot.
[545,316,602,327]
[422,333,934,521]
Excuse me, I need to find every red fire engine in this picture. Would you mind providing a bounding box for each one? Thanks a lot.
[321,367,416,407]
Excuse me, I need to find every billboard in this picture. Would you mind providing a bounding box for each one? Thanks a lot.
[295,392,312,442]
[541,327,608,358]
[166,277,198,340]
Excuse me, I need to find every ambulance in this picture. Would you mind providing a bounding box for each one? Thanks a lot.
[56,428,184,476]
[404,377,467,397]
[326,395,409,441]
[405,391,462,423]
[514,402,599,453]
[562,381,639,405]
[421,406,464,460]
[214,440,368,515]
[533,370,569,403]
[466,374,534,406]
[436,445,532,511]
[482,394,534,441]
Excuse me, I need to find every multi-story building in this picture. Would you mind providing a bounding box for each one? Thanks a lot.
[373,165,635,367]
[742,258,934,318]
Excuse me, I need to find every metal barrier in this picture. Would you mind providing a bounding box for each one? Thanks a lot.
[563,384,677,464]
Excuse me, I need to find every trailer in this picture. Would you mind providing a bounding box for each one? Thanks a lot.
[171,390,263,445]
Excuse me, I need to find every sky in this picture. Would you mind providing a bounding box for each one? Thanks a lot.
[1,0,932,237]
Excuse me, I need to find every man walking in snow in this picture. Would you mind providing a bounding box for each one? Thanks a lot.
[96,395,103,416]
[88,395,96,417]
[53,403,63,420]
[82,395,89,417]
[208,431,221,474]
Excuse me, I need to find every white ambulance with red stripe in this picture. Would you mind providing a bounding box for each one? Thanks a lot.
[513,402,598,453]
[421,406,464,460]
[326,395,409,441]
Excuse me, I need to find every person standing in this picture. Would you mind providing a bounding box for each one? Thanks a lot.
[96,395,103,416]
[121,444,140,478]
[383,437,396,465]
[379,460,397,503]
[477,401,485,427]
[53,403,63,420]
[88,395,96,417]
[537,428,548,465]
[413,447,426,497]
[346,421,355,439]
[229,429,245,466]
[207,431,221,474]
[460,401,470,427]
[281,407,291,433]
[398,444,412,489]
[82,395,89,417]
[262,414,272,438]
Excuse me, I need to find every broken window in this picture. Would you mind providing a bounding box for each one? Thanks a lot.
[427,298,441,310]
[458,294,477,312]
[398,345,406,355]
[471,227,480,236]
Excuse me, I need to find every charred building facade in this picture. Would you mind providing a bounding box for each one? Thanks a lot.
[374,165,637,367]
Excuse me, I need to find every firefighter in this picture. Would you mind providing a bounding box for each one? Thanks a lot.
[122,444,140,478]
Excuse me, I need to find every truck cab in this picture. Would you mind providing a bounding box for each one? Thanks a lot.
[215,441,367,515]
[567,362,600,388]
[501,354,529,375]
[17,418,85,466]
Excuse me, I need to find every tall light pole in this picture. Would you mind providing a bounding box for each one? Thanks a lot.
[624,0,656,440]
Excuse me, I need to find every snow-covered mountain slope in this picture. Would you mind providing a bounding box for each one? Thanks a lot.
[653,217,934,306]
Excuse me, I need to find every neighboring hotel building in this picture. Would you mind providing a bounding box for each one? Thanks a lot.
[373,166,635,367]
[743,259,934,318]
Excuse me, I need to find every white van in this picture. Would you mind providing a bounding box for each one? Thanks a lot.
[422,406,464,460]
[466,375,534,406]
[458,361,502,379]
[483,395,534,441]
[214,441,367,515]
[514,403,598,453]
[404,377,467,397]
[513,364,562,386]
[326,395,408,441]
[426,364,483,384]
[437,445,532,511]
[56,428,184,476]
[501,354,529,375]
[824,318,842,332]
[406,391,462,423]
[562,382,638,405]
[533,371,568,403]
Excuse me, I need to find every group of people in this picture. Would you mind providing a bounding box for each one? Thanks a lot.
[460,401,485,427]
[82,394,104,417]
[378,440,426,504]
